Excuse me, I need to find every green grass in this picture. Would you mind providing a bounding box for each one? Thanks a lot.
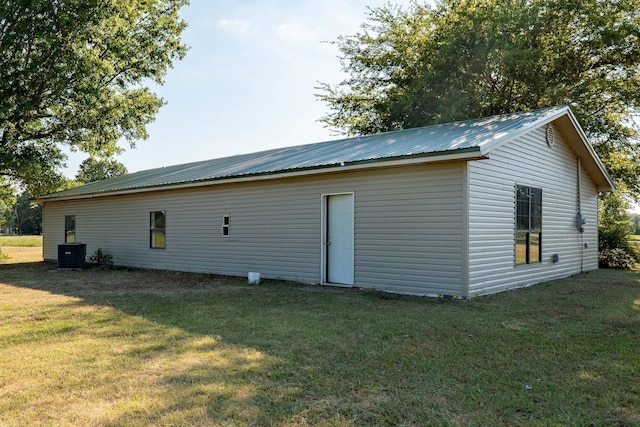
[1,262,639,426]
[0,235,42,247]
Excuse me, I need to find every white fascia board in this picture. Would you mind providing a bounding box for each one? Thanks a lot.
[480,106,614,193]
[563,109,615,192]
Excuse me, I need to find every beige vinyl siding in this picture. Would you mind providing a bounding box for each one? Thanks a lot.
[43,163,465,296]
[355,163,464,296]
[44,182,322,281]
[579,165,599,272]
[467,125,600,296]
[42,204,63,258]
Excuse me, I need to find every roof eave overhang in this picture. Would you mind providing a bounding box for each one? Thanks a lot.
[34,148,486,203]
[483,106,615,193]
[560,111,616,193]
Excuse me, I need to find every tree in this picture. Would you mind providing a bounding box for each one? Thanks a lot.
[598,191,638,268]
[12,192,43,235]
[0,179,15,230]
[0,199,11,230]
[317,0,640,198]
[631,214,640,235]
[0,0,188,195]
[1,178,80,234]
[76,157,128,184]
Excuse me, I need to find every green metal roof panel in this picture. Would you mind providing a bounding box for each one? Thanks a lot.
[39,106,571,200]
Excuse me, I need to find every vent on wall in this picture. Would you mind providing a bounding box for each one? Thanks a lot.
[57,243,86,270]
[546,124,555,147]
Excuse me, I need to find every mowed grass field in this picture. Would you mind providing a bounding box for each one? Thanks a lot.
[0,235,42,247]
[0,236,43,263]
[0,248,639,426]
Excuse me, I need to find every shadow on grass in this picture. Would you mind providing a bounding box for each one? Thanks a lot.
[2,261,640,426]
[2,261,447,425]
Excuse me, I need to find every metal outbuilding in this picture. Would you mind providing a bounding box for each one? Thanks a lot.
[36,106,614,297]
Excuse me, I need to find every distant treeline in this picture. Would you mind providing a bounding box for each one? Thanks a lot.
[632,214,640,236]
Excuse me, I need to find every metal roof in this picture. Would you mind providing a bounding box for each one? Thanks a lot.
[37,106,613,201]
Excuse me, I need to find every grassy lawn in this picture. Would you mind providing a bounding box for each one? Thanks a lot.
[0,235,42,247]
[0,254,639,426]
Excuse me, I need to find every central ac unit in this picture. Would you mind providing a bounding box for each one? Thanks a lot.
[57,243,86,270]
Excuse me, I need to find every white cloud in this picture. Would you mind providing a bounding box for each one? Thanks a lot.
[276,20,317,44]
[217,18,253,35]
[274,3,366,45]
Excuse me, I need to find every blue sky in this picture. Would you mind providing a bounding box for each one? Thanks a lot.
[64,0,417,177]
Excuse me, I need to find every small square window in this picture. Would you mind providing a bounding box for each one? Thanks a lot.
[222,215,230,237]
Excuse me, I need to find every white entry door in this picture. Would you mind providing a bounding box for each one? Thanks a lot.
[326,194,354,286]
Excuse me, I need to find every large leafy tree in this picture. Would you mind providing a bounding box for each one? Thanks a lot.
[75,157,127,184]
[12,192,43,235]
[0,185,14,230]
[317,0,640,197]
[0,0,188,195]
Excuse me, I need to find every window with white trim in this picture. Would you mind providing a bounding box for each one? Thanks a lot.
[516,185,542,264]
[222,214,230,237]
[150,211,166,249]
